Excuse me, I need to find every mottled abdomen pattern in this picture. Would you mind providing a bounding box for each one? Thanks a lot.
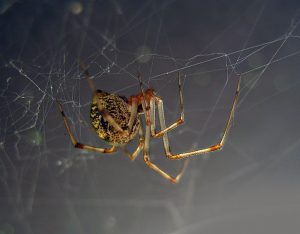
[90,90,140,145]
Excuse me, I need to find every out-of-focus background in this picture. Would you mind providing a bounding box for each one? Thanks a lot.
[1,0,300,233]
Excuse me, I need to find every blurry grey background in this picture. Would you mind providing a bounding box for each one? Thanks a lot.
[1,0,300,233]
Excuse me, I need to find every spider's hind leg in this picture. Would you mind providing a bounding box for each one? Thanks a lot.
[144,154,189,184]
[143,124,189,184]
[121,127,144,161]
[57,101,116,154]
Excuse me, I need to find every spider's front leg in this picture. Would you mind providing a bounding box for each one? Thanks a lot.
[160,77,241,160]
[150,73,185,138]
[143,124,189,184]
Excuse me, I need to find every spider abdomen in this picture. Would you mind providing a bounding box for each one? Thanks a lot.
[90,90,140,145]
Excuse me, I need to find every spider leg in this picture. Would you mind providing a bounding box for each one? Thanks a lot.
[151,73,184,138]
[121,127,144,161]
[127,97,139,132]
[143,121,189,184]
[159,77,241,160]
[136,74,188,183]
[58,101,116,154]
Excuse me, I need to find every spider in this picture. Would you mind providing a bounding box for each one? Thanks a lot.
[58,61,241,184]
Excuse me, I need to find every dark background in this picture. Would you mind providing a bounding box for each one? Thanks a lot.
[1,0,300,233]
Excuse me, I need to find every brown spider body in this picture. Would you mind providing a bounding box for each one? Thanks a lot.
[59,63,241,183]
[90,90,140,145]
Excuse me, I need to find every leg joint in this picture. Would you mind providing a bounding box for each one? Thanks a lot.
[74,142,84,149]
[178,118,184,124]
[211,143,222,151]
[144,155,152,166]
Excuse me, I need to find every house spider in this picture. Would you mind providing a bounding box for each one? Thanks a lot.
[58,61,241,184]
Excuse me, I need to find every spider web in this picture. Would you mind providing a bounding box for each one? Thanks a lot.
[1,0,300,233]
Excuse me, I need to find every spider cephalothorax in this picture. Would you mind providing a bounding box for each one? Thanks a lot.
[58,61,241,184]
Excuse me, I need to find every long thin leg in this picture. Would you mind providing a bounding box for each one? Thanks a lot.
[151,73,184,137]
[128,97,139,132]
[143,124,189,184]
[160,77,241,160]
[58,101,116,154]
[121,127,144,161]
